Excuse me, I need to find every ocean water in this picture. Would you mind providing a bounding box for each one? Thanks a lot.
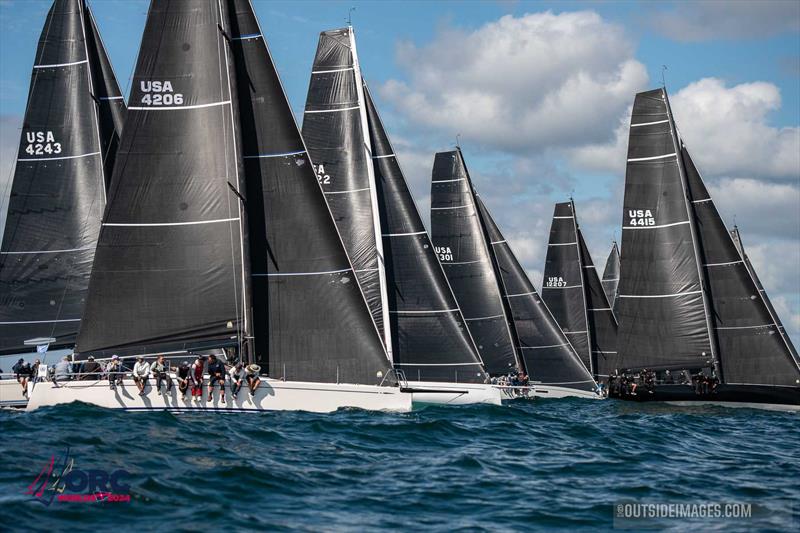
[0,399,797,531]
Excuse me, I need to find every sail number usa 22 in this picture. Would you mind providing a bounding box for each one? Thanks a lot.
[628,209,655,226]
[140,81,183,106]
[24,131,61,156]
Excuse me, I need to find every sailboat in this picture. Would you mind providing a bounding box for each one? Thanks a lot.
[430,149,600,399]
[542,201,618,379]
[0,0,125,406]
[601,241,620,314]
[610,87,800,410]
[28,0,411,413]
[302,27,500,405]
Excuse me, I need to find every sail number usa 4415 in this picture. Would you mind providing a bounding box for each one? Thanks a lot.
[24,131,61,156]
[628,209,655,226]
[140,81,183,106]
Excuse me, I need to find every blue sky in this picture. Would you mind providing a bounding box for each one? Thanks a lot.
[1,0,799,343]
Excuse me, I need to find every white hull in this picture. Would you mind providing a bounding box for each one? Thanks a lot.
[664,400,800,413]
[0,378,28,408]
[405,381,502,406]
[26,377,412,413]
[532,384,603,400]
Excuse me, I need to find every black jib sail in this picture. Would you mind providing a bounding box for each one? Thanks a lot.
[474,195,597,392]
[541,202,592,372]
[730,225,797,360]
[615,88,715,373]
[0,0,125,355]
[228,8,391,384]
[430,150,519,376]
[363,84,486,383]
[301,27,390,352]
[577,228,618,377]
[681,145,800,386]
[601,241,620,313]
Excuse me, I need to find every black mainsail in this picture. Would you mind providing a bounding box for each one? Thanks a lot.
[301,27,390,353]
[730,226,797,360]
[363,84,486,383]
[615,87,800,399]
[430,149,519,376]
[601,241,620,313]
[474,195,597,393]
[0,0,125,354]
[228,7,391,384]
[541,202,592,372]
[615,88,715,373]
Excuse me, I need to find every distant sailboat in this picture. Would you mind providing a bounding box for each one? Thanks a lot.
[28,0,410,413]
[542,201,618,378]
[431,149,600,399]
[302,27,500,405]
[601,241,620,314]
[0,0,125,357]
[611,88,799,410]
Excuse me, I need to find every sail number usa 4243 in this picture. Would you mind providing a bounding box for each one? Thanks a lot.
[24,131,61,156]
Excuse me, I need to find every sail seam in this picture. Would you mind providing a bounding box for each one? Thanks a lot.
[127,100,231,111]
[518,343,568,350]
[443,259,484,265]
[619,289,702,298]
[1,246,93,255]
[103,217,240,227]
[0,319,80,324]
[243,150,306,159]
[542,285,582,290]
[627,152,677,162]
[371,153,395,159]
[394,362,480,366]
[703,260,743,267]
[323,187,371,195]
[304,105,360,114]
[553,216,574,219]
[99,96,124,100]
[18,151,100,162]
[588,308,613,311]
[389,309,458,314]
[505,290,536,298]
[715,324,773,330]
[490,239,506,244]
[623,220,690,230]
[692,198,712,204]
[312,67,354,74]
[381,231,426,237]
[231,33,262,40]
[631,119,669,127]
[464,314,505,321]
[548,241,577,246]
[431,204,470,210]
[252,268,353,277]
[431,178,465,183]
[563,330,588,334]
[33,59,88,69]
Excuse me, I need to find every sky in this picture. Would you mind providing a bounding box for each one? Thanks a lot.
[0,0,798,344]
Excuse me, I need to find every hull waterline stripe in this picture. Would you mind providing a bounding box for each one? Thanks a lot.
[324,187,370,195]
[33,59,87,69]
[382,231,426,237]
[704,260,744,267]
[431,204,470,210]
[548,241,577,246]
[623,220,689,230]
[0,318,80,324]
[1,246,93,255]
[464,314,504,321]
[619,289,702,298]
[253,267,352,277]
[431,178,465,183]
[232,33,262,40]
[128,100,231,111]
[304,105,360,114]
[389,309,458,314]
[372,154,395,159]
[18,151,100,162]
[627,152,677,162]
[631,119,669,127]
[244,150,306,159]
[715,324,773,330]
[312,67,354,74]
[519,343,568,350]
[506,290,536,298]
[104,217,239,227]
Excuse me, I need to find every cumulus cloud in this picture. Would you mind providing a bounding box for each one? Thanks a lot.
[379,10,648,153]
[649,0,800,42]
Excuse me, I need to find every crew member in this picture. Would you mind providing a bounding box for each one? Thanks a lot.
[228,362,245,401]
[246,363,261,397]
[106,355,124,390]
[176,361,191,398]
[190,356,205,403]
[150,355,173,395]
[132,355,151,395]
[206,354,226,404]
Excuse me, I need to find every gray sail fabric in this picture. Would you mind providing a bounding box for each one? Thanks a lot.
[430,150,518,375]
[682,147,800,386]
[475,195,596,392]
[601,241,620,314]
[0,0,123,355]
[229,2,392,385]
[730,226,798,360]
[76,0,247,356]
[615,88,713,372]
[542,202,591,372]
[301,28,386,345]
[363,85,485,383]
[577,229,619,377]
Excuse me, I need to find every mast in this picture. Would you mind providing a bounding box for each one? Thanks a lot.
[541,202,592,373]
[474,195,597,392]
[349,27,393,361]
[430,149,519,375]
[363,84,486,383]
[0,0,122,355]
[664,89,721,379]
[601,241,620,313]
[301,27,388,350]
[228,0,392,384]
[571,201,594,375]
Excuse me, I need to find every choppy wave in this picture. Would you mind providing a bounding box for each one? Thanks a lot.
[0,399,797,531]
